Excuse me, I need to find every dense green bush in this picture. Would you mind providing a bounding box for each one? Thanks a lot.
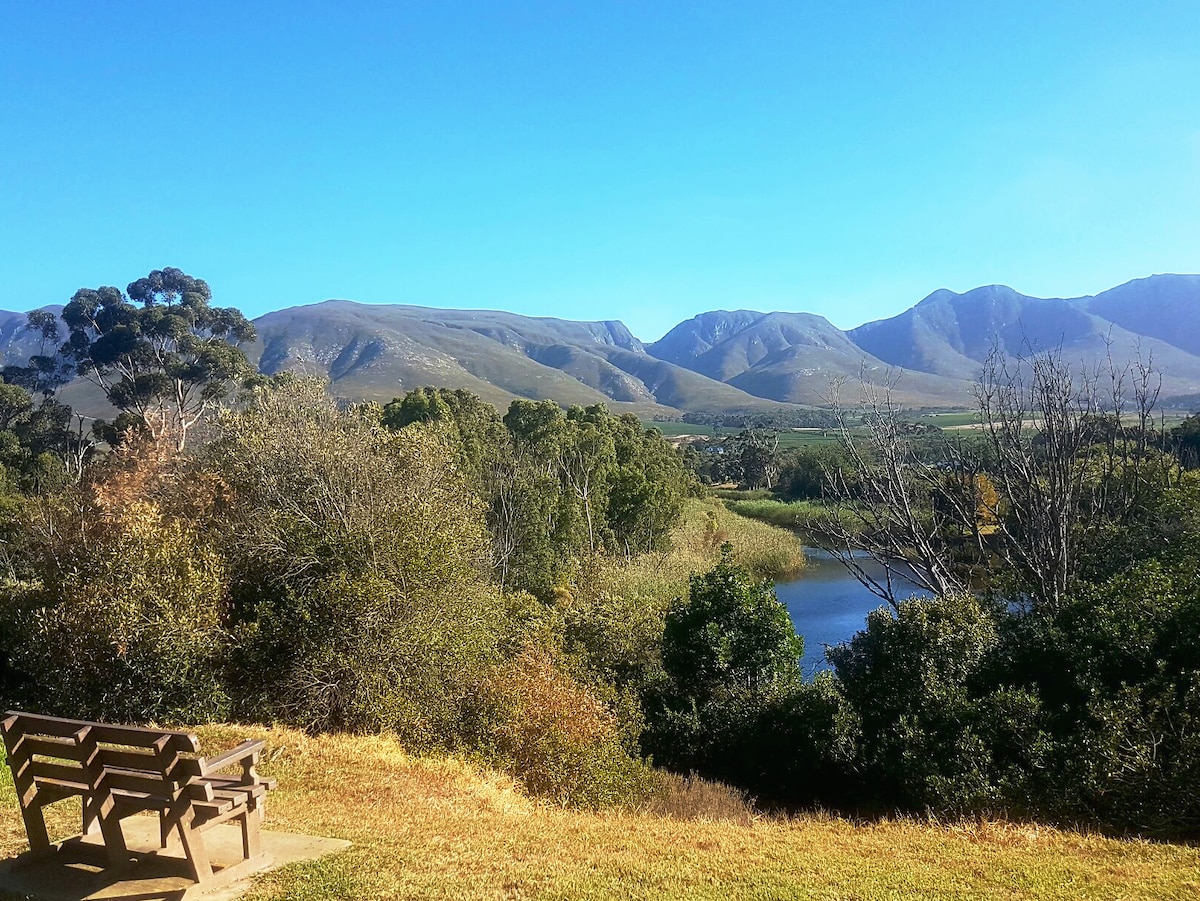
[644,548,836,799]
[662,546,803,701]
[0,493,230,724]
[994,557,1200,834]
[211,381,507,746]
[828,594,1032,812]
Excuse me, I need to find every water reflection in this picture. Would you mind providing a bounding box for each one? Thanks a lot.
[774,548,925,677]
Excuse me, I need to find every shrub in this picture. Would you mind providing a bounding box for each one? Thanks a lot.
[480,648,656,809]
[828,594,1031,812]
[212,382,508,746]
[0,497,229,723]
[234,573,508,748]
[663,546,803,701]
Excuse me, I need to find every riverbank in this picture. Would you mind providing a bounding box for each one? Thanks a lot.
[677,497,807,580]
[560,498,805,663]
[721,496,862,541]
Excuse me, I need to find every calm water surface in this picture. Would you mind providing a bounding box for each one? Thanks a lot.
[775,548,924,677]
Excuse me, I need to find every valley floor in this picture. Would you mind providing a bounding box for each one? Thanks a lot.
[4,725,1197,901]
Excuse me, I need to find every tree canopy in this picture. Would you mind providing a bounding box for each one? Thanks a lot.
[59,267,256,450]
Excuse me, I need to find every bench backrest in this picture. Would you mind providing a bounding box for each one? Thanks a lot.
[2,711,207,806]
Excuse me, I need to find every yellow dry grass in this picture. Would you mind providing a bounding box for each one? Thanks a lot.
[8,724,1190,901]
[673,497,807,580]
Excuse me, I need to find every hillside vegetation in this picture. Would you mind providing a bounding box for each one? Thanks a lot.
[4,268,1200,900]
[4,725,1198,901]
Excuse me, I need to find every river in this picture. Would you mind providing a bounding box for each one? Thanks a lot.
[774,548,925,677]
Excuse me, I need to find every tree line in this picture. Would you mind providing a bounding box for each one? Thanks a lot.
[0,267,1198,836]
[0,268,704,808]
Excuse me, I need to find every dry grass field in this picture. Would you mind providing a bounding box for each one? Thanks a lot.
[6,724,1198,901]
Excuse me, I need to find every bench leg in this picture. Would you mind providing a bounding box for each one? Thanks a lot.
[82,799,102,837]
[90,795,130,867]
[18,802,52,856]
[11,768,52,856]
[238,807,262,861]
[176,819,214,884]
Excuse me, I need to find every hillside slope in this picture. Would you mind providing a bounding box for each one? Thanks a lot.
[650,310,976,407]
[5,724,1188,901]
[249,301,798,415]
[1080,274,1200,358]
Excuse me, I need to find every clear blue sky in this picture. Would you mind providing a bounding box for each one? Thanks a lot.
[3,2,1198,341]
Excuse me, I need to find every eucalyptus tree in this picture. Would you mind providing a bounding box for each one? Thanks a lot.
[59,267,256,451]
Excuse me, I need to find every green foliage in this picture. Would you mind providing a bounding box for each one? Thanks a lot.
[1171,412,1200,468]
[211,380,503,744]
[663,546,803,701]
[828,594,1038,811]
[723,497,863,539]
[777,443,859,500]
[59,267,256,450]
[647,675,859,806]
[238,572,508,748]
[0,384,84,492]
[381,385,453,428]
[994,552,1200,833]
[645,548,817,794]
[380,393,692,598]
[0,498,230,723]
[506,401,690,559]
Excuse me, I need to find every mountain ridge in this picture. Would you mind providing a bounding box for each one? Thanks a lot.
[2,274,1199,416]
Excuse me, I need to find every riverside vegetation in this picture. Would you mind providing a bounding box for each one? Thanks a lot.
[1,269,1199,897]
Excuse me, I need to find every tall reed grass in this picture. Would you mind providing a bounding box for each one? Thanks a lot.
[723,497,862,539]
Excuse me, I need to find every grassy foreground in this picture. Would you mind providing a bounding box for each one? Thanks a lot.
[5,725,1198,900]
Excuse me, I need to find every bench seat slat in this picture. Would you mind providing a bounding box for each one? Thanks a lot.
[190,796,237,816]
[205,780,270,798]
[103,767,216,800]
[28,774,91,795]
[210,788,266,805]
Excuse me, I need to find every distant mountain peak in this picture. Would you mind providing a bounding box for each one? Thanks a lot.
[2,276,1199,418]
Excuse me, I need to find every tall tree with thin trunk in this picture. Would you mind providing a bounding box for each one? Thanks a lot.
[60,268,256,451]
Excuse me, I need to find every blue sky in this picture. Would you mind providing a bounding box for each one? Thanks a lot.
[3,2,1198,341]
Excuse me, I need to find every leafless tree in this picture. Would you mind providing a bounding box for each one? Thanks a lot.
[822,374,979,606]
[973,342,1164,611]
[821,345,1168,610]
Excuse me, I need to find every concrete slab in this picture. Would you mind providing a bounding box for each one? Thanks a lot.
[0,815,351,900]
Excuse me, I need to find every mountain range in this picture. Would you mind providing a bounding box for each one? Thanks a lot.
[3,274,1200,417]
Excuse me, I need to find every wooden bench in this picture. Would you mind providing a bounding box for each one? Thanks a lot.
[1,710,278,889]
